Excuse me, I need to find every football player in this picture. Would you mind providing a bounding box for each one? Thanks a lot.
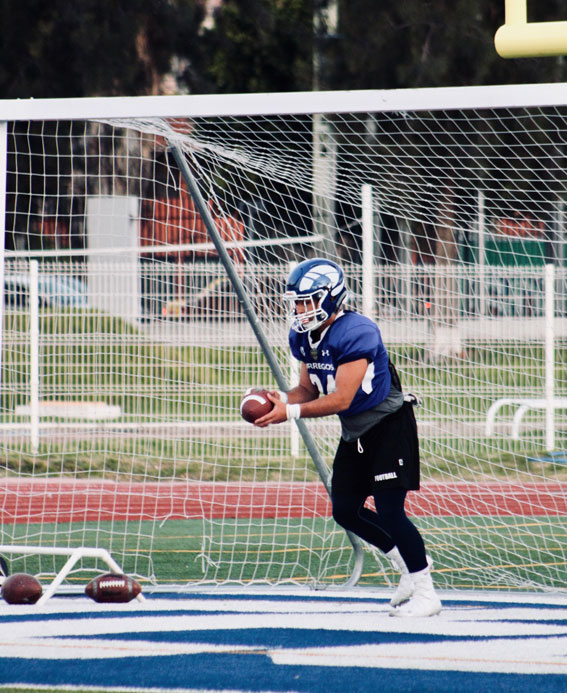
[255,257,441,617]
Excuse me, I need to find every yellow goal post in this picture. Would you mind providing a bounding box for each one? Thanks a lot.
[495,0,567,58]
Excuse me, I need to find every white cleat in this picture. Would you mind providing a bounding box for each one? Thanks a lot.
[389,571,414,607]
[386,546,411,607]
[389,562,441,618]
[388,553,433,608]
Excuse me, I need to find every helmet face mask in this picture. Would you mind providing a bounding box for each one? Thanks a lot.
[283,258,347,333]
[285,289,329,333]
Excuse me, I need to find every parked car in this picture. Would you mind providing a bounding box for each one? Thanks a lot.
[4,274,88,309]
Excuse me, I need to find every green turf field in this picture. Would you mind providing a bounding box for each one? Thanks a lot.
[3,515,566,592]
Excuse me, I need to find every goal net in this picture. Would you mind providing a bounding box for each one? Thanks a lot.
[1,84,566,594]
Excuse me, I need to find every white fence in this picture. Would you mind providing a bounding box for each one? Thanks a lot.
[6,258,567,341]
[2,259,566,451]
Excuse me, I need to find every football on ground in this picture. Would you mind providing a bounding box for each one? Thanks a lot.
[85,573,142,603]
[1,573,42,604]
[240,388,274,423]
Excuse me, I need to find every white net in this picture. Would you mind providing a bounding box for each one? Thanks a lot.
[2,87,567,592]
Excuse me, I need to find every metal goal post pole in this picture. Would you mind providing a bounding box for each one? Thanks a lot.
[168,142,364,587]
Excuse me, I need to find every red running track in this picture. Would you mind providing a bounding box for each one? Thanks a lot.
[0,479,566,523]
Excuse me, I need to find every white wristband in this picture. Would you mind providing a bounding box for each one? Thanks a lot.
[286,403,301,420]
[278,391,288,404]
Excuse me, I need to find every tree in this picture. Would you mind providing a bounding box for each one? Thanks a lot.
[0,0,208,252]
[2,1,566,98]
[196,0,313,93]
[0,0,204,98]
[332,0,566,91]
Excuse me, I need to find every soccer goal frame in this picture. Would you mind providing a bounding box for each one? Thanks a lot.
[2,83,567,597]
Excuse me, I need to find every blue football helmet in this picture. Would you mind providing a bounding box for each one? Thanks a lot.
[283,258,348,333]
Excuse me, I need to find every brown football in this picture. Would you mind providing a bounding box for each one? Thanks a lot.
[1,573,42,604]
[240,389,274,423]
[85,572,142,603]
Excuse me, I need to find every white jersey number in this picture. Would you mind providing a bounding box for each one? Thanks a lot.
[309,373,336,395]
[310,362,374,396]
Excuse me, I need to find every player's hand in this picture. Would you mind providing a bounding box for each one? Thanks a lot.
[254,392,288,427]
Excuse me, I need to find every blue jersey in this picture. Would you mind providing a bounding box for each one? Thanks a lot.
[289,310,391,418]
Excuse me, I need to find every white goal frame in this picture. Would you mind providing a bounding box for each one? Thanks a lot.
[2,82,567,597]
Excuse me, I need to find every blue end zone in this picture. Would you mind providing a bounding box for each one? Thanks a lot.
[57,626,567,647]
[2,655,567,693]
[1,590,566,692]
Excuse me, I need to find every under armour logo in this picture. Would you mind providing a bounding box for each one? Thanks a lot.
[322,349,330,356]
[300,347,305,355]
